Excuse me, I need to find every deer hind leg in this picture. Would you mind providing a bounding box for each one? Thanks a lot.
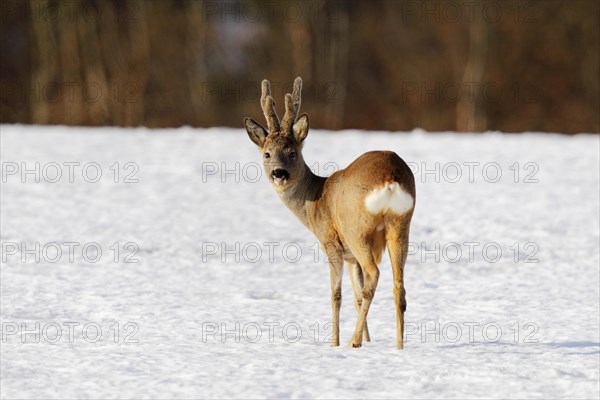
[346,260,371,342]
[347,240,380,348]
[386,217,411,350]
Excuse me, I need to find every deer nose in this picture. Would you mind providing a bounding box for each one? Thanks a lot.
[272,168,289,179]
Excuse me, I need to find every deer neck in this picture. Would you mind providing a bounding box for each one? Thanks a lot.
[276,162,327,231]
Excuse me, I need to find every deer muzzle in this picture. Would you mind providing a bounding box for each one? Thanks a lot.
[272,168,290,185]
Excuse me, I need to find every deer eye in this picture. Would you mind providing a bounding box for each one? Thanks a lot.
[290,151,297,159]
[264,152,271,159]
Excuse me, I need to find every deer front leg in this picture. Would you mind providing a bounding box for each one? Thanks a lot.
[325,243,343,347]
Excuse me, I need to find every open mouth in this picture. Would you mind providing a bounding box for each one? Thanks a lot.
[272,169,290,186]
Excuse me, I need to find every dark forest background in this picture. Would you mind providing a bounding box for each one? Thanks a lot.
[1,0,599,133]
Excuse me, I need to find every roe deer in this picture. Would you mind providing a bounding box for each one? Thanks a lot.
[244,77,416,349]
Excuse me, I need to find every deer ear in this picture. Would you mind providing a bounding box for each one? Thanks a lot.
[292,113,309,144]
[245,118,268,147]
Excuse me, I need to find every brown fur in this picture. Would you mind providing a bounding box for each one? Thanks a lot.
[245,78,416,349]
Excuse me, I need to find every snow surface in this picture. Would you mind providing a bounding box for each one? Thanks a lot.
[1,124,599,399]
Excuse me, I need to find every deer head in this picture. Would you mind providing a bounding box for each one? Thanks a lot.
[245,77,309,189]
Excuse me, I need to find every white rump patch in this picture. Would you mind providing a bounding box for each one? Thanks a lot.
[365,182,414,215]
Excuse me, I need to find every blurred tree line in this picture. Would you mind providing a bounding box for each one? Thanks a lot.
[1,0,598,133]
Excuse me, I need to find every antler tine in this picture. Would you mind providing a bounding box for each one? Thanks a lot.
[282,77,303,132]
[260,79,280,134]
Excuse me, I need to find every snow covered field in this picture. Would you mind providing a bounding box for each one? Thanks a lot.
[1,124,599,399]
